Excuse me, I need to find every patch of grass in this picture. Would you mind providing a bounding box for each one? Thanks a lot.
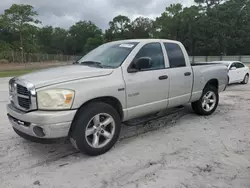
[0,69,34,77]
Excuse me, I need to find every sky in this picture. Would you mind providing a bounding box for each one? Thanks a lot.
[0,0,194,29]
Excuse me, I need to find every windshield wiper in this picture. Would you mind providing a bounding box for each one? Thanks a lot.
[79,61,104,68]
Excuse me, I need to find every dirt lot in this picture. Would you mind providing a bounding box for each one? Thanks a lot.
[0,78,249,188]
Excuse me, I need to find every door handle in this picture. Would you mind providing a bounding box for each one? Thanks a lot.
[184,72,191,76]
[159,75,168,80]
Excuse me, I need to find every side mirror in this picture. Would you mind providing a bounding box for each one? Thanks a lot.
[230,66,236,70]
[128,57,152,73]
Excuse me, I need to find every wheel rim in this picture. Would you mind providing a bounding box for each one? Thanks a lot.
[245,75,249,83]
[85,113,115,148]
[202,91,216,112]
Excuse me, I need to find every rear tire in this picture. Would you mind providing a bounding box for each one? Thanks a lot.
[241,74,249,84]
[69,102,121,156]
[192,86,219,116]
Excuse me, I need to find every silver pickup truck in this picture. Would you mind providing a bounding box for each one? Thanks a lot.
[7,39,228,156]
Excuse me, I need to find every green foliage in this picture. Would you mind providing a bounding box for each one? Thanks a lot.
[84,35,104,53]
[130,17,154,38]
[0,41,11,51]
[105,15,131,41]
[69,21,103,54]
[2,4,40,52]
[37,26,54,53]
[1,1,250,57]
[0,41,12,61]
[154,4,184,40]
[194,0,224,8]
[50,27,68,54]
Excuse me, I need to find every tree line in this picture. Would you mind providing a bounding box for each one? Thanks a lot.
[0,0,250,60]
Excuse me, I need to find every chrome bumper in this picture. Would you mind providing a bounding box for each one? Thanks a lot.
[7,104,77,139]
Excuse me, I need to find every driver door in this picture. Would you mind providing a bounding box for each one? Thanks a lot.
[122,42,170,120]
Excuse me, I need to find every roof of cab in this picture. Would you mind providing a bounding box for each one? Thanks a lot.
[108,38,181,44]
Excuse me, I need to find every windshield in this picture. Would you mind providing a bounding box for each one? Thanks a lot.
[77,42,139,68]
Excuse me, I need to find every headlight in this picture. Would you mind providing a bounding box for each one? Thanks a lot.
[9,79,15,93]
[37,89,75,110]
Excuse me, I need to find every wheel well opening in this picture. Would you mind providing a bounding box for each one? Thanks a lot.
[86,97,124,120]
[205,79,219,90]
[68,96,123,137]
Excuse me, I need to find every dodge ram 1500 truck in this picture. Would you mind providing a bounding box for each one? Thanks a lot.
[7,39,228,156]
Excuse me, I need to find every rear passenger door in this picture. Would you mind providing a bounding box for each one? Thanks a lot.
[228,63,238,83]
[163,42,193,108]
[236,62,246,81]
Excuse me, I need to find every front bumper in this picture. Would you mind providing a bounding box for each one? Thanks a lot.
[7,104,77,139]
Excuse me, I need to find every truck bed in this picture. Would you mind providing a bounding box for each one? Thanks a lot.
[191,62,222,66]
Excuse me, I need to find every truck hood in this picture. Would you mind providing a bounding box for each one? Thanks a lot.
[18,65,113,88]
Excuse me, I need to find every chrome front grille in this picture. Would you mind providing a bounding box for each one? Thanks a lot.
[17,84,29,96]
[18,96,30,109]
[17,84,31,109]
[9,78,37,111]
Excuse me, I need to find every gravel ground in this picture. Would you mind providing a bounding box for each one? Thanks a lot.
[0,78,250,188]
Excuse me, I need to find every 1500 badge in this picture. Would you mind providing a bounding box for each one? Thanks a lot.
[128,92,140,97]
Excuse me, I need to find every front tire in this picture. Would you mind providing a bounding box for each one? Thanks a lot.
[241,74,249,84]
[192,86,219,116]
[69,102,121,156]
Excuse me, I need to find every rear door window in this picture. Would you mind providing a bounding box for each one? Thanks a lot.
[163,43,186,68]
[236,63,245,68]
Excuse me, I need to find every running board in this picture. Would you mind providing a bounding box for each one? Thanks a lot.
[120,106,187,140]
[123,106,185,126]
